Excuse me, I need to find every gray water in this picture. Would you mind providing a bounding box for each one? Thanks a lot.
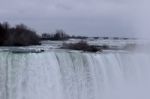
[0,51,150,99]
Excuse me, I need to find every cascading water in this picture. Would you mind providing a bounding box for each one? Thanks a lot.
[0,50,150,99]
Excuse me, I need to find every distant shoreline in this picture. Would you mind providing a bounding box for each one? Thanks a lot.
[0,22,135,48]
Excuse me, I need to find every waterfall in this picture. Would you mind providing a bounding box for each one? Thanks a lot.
[0,51,150,99]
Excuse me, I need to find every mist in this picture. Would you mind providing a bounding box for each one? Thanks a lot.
[134,0,150,39]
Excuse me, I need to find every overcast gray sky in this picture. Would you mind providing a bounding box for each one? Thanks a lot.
[0,0,149,37]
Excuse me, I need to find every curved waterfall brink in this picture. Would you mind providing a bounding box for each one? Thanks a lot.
[0,51,150,99]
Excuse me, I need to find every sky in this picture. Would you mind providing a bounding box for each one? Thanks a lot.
[0,0,149,37]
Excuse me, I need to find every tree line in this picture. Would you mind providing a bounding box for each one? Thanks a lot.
[0,22,40,46]
[41,30,70,40]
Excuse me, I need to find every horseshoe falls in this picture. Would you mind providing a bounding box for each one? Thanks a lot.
[0,50,150,99]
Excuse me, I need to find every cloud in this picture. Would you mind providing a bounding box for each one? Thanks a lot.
[0,0,128,17]
[0,0,144,37]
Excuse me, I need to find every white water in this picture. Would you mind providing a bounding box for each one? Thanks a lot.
[0,51,150,99]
